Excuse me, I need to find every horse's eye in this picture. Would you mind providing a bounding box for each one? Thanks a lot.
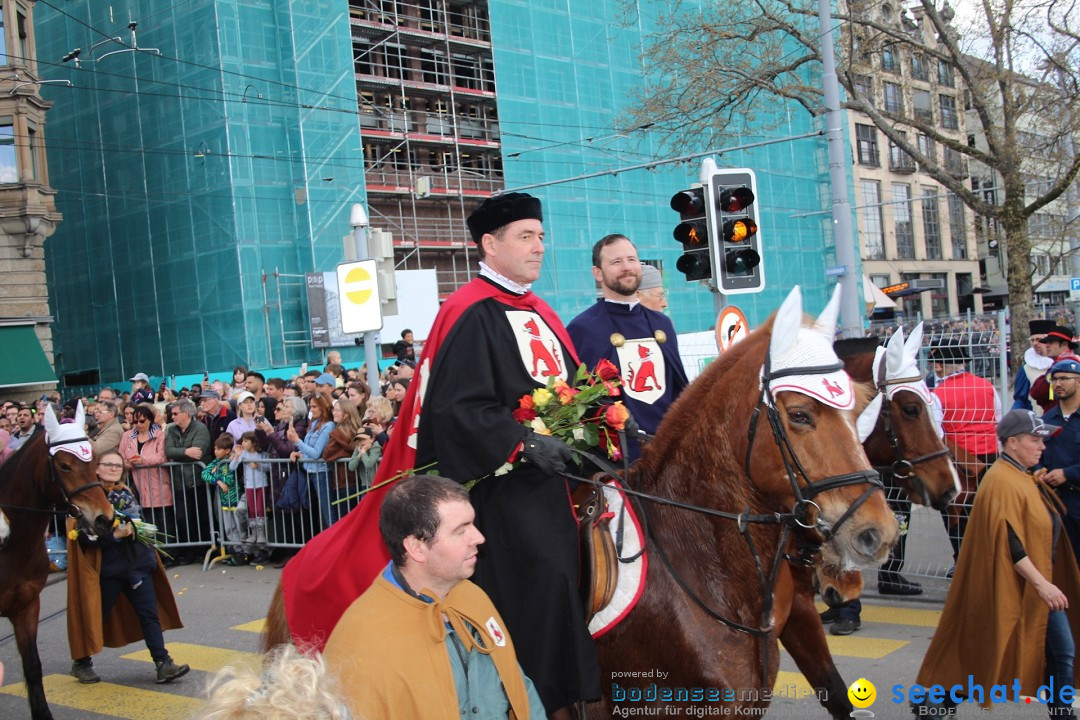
[901,405,920,418]
[787,410,813,426]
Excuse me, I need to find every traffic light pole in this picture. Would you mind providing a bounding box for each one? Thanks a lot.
[350,203,383,396]
[817,0,863,338]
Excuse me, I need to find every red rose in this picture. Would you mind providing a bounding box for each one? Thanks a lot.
[594,358,620,382]
[513,407,537,423]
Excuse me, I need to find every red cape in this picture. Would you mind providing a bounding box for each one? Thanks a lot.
[282,276,577,650]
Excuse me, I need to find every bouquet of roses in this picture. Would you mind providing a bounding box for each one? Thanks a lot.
[69,512,173,558]
[509,359,631,467]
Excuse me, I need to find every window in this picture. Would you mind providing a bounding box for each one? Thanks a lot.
[882,45,899,73]
[0,119,15,183]
[870,274,892,289]
[949,194,967,258]
[26,121,36,180]
[917,133,935,164]
[893,183,915,259]
[856,124,879,166]
[1032,254,1050,277]
[929,273,949,317]
[854,75,873,105]
[911,53,928,81]
[0,6,6,62]
[861,180,885,259]
[940,95,958,129]
[922,188,942,259]
[889,132,915,171]
[884,82,903,114]
[944,146,966,177]
[937,60,955,87]
[913,90,933,122]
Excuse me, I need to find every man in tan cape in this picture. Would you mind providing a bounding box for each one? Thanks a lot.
[915,410,1080,717]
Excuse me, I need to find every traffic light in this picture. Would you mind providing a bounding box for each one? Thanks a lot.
[709,168,764,295]
[670,187,713,282]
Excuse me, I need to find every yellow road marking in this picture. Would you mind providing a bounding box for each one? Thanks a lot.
[121,642,260,673]
[231,618,265,634]
[816,601,942,627]
[0,674,201,720]
[773,670,822,701]
[825,634,908,658]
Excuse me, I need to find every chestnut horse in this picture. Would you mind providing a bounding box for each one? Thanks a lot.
[587,286,898,717]
[0,404,114,720]
[777,325,959,719]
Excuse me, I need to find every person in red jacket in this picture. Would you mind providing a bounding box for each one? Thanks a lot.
[931,340,1002,561]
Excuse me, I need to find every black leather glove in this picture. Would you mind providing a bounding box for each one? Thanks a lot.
[621,411,642,440]
[521,431,573,476]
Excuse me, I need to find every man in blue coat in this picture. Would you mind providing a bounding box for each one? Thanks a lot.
[567,234,688,460]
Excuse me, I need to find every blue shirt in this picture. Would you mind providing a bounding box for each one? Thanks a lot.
[1041,404,1080,485]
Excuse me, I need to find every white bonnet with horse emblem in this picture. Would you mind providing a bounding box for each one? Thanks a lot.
[856,322,933,442]
[766,285,854,410]
[43,401,93,461]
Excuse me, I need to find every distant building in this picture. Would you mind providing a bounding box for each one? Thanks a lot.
[39,0,848,385]
[0,0,61,400]
[846,2,982,321]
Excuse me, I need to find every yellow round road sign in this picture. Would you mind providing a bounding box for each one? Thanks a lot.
[342,265,375,305]
[716,306,749,353]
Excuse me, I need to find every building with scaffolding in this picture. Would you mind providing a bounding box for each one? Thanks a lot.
[38,0,847,386]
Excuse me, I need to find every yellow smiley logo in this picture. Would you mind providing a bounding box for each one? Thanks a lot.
[848,677,876,708]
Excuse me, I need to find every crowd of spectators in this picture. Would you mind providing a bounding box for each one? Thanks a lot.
[1,353,418,568]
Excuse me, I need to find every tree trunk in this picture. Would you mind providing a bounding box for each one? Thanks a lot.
[1003,206,1033,376]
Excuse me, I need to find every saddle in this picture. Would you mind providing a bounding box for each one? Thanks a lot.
[572,479,619,623]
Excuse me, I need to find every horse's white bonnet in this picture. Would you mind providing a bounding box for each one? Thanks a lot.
[43,402,93,461]
[767,284,854,410]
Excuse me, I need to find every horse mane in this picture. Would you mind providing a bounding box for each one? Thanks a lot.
[0,430,47,490]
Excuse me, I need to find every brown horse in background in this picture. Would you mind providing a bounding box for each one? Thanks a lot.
[777,326,958,719]
[587,287,898,717]
[0,405,114,720]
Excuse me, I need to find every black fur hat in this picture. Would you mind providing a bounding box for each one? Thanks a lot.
[466,192,543,243]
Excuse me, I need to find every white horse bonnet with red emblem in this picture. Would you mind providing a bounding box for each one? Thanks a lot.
[766,285,854,410]
[856,323,932,442]
[43,402,93,461]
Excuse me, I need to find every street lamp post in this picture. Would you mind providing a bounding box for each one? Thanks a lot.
[350,203,383,395]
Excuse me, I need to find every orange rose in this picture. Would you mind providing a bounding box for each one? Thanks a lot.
[519,394,535,411]
[604,401,630,431]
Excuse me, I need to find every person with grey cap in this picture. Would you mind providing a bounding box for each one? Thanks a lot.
[637,263,668,312]
[1040,358,1080,560]
[130,372,155,406]
[567,234,687,460]
[915,409,1080,718]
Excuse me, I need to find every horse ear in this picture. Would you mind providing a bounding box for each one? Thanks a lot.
[884,325,906,377]
[771,285,804,360]
[812,283,842,338]
[43,403,61,437]
[905,322,924,361]
[74,400,86,429]
[856,393,883,443]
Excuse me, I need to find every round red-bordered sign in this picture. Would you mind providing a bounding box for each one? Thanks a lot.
[716,306,750,353]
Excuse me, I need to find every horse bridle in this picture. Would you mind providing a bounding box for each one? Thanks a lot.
[44,436,104,521]
[869,367,951,504]
[745,355,884,542]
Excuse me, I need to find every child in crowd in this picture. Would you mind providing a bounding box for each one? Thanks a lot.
[231,431,271,565]
[346,427,381,490]
[201,434,248,565]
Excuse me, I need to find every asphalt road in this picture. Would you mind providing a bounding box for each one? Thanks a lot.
[0,552,1070,719]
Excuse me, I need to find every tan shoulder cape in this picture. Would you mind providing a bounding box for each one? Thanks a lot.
[65,518,183,660]
[324,574,532,720]
[916,460,1080,703]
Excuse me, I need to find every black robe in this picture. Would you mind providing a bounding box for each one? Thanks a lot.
[417,277,601,711]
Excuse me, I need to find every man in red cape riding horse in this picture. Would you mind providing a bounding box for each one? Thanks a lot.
[282,192,600,718]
